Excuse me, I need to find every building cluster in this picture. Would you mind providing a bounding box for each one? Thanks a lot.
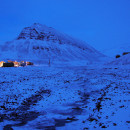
[0,60,33,67]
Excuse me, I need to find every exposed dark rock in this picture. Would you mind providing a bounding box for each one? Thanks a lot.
[122,52,130,56]
[3,125,13,130]
[113,123,117,126]
[101,125,107,128]
[116,55,121,58]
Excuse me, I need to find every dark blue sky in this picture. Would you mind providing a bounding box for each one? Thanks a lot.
[0,0,130,51]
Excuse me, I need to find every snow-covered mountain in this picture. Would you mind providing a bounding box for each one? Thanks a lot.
[0,23,105,63]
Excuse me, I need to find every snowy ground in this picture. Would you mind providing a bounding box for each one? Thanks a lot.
[0,64,129,130]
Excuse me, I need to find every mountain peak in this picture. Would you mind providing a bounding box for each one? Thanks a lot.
[17,23,55,40]
[33,22,42,26]
[16,23,101,51]
[31,23,52,30]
